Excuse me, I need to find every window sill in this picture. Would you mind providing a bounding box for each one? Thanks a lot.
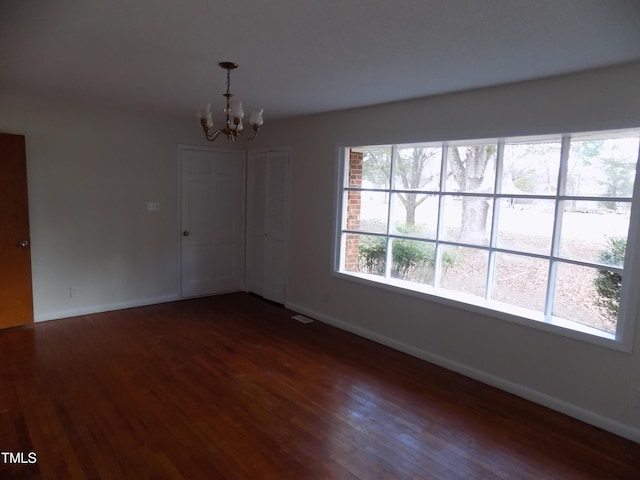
[332,270,629,352]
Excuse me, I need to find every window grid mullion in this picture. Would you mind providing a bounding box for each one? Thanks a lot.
[433,145,449,288]
[344,187,633,205]
[384,145,398,280]
[545,136,571,319]
[485,141,504,300]
[342,227,624,273]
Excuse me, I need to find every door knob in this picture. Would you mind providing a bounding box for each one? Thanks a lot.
[183,231,190,237]
[18,240,30,248]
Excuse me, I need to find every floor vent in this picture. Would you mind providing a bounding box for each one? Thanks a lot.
[291,314,314,324]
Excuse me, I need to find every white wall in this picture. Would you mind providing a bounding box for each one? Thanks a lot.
[0,93,212,319]
[251,62,640,441]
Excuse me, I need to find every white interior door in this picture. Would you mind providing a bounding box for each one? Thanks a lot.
[263,151,288,303]
[246,150,289,304]
[246,152,267,296]
[180,146,245,298]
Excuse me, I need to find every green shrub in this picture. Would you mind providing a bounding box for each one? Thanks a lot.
[359,234,386,275]
[593,236,626,318]
[392,238,436,278]
[358,223,456,281]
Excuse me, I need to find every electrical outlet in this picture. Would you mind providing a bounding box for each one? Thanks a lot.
[70,287,79,298]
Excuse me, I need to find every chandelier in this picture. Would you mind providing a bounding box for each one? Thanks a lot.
[198,62,264,143]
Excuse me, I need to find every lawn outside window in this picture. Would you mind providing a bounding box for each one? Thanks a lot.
[334,129,640,349]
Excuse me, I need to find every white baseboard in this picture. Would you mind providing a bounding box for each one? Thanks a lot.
[286,301,640,444]
[34,294,182,322]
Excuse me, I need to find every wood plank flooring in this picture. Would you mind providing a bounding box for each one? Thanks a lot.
[1,293,638,479]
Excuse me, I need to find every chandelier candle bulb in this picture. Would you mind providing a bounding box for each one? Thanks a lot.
[198,104,212,120]
[250,109,264,127]
[230,101,244,120]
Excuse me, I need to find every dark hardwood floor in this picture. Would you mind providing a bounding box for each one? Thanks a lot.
[0,293,638,479]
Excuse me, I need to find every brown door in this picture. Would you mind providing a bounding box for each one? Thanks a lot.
[0,133,34,328]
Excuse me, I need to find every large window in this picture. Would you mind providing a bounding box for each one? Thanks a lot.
[335,130,640,346]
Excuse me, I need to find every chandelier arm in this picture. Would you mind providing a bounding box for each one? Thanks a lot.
[205,128,224,142]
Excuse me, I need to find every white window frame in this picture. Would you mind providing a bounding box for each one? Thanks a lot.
[333,129,640,352]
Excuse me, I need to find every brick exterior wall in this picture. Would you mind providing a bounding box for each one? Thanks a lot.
[344,149,363,271]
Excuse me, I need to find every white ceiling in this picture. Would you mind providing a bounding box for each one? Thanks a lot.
[2,0,640,121]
